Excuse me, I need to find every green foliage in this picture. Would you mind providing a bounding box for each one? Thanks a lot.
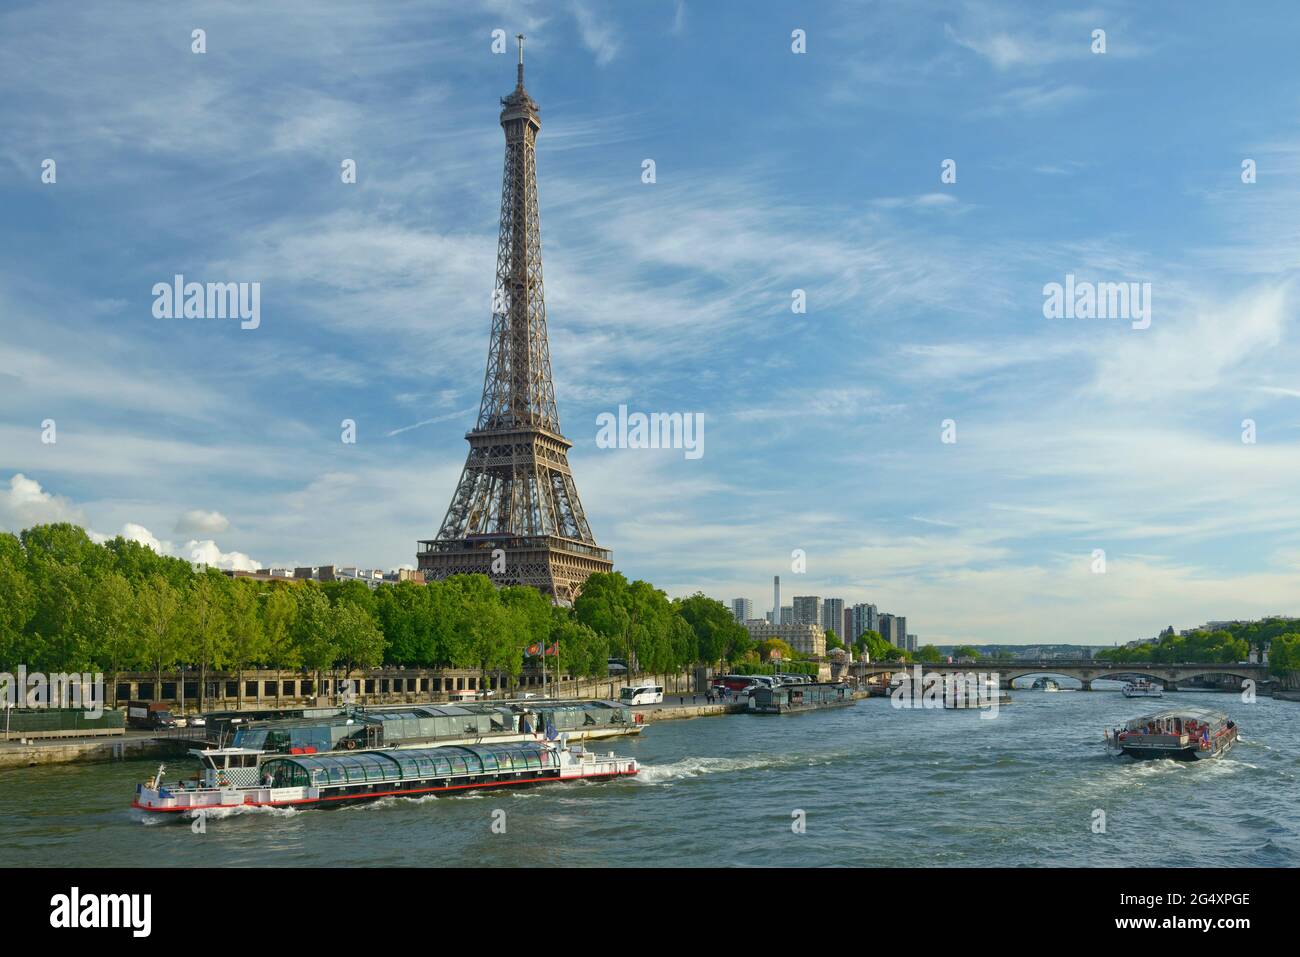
[1095,628,1250,664]
[825,629,843,651]
[0,523,761,685]
[953,645,981,659]
[915,644,942,663]
[756,638,795,662]
[855,629,905,661]
[674,593,748,665]
[1270,633,1300,676]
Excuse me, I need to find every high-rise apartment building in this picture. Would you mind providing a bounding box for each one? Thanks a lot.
[792,596,823,626]
[822,598,844,636]
[731,598,753,623]
[849,602,879,641]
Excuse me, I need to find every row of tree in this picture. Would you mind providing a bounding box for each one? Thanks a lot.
[1094,626,1252,666]
[0,524,811,706]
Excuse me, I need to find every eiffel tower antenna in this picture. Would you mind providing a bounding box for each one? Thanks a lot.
[418,45,613,604]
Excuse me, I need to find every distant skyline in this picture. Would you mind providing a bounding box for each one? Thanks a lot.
[5,1,1300,646]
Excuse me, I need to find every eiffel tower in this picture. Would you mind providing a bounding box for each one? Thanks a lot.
[418,36,612,603]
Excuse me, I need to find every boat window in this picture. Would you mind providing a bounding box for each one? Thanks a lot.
[234,728,269,750]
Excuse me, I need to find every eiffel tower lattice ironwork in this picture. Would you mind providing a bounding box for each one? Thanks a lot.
[418,36,612,603]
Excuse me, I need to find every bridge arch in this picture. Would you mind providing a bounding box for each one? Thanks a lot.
[1005,671,1086,689]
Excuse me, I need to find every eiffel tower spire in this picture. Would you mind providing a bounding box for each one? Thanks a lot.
[418,39,612,603]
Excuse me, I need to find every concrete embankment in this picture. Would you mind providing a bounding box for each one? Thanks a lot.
[0,733,185,770]
[639,702,747,721]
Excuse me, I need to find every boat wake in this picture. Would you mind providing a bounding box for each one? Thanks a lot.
[634,749,854,784]
[133,803,301,825]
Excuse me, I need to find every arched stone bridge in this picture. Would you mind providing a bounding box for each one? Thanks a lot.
[849,659,1271,692]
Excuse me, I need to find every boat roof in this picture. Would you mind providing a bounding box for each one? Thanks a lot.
[263,741,557,784]
[1126,706,1228,723]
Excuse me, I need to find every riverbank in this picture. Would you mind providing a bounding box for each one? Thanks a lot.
[639,702,746,721]
[0,732,180,770]
[0,698,740,770]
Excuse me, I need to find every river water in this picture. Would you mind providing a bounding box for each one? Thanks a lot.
[2,688,1296,867]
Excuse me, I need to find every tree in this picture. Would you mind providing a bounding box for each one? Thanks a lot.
[1270,633,1300,676]
[185,572,232,711]
[915,644,942,663]
[575,572,679,676]
[757,638,795,663]
[674,593,745,667]
[0,533,35,669]
[953,645,981,660]
[855,629,903,661]
[575,572,632,663]
[549,609,607,680]
[24,558,97,671]
[136,575,184,701]
[88,571,138,705]
[261,586,300,669]
[293,585,338,694]
[333,602,385,682]
[825,629,843,651]
[227,578,269,709]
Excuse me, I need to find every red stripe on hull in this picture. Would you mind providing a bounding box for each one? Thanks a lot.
[132,768,637,814]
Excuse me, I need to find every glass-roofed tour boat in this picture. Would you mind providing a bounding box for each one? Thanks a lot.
[132,738,638,816]
[1104,707,1238,761]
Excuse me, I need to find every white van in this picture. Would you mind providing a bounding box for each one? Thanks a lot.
[618,684,664,705]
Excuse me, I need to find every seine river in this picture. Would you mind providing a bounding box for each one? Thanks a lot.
[2,688,1296,867]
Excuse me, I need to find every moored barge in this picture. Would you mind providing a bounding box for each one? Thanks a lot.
[132,739,637,815]
[748,682,854,715]
[1105,707,1238,760]
[207,699,643,756]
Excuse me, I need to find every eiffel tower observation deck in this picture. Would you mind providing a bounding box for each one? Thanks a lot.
[418,36,613,604]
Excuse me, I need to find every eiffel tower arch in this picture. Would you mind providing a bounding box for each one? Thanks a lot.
[418,36,612,604]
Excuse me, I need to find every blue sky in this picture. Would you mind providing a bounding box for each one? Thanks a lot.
[4,0,1300,646]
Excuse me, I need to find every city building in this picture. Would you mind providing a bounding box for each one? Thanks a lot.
[822,598,844,637]
[224,567,425,588]
[792,596,823,626]
[780,605,793,625]
[731,598,753,623]
[849,602,878,641]
[906,633,917,653]
[879,613,904,648]
[742,621,827,658]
